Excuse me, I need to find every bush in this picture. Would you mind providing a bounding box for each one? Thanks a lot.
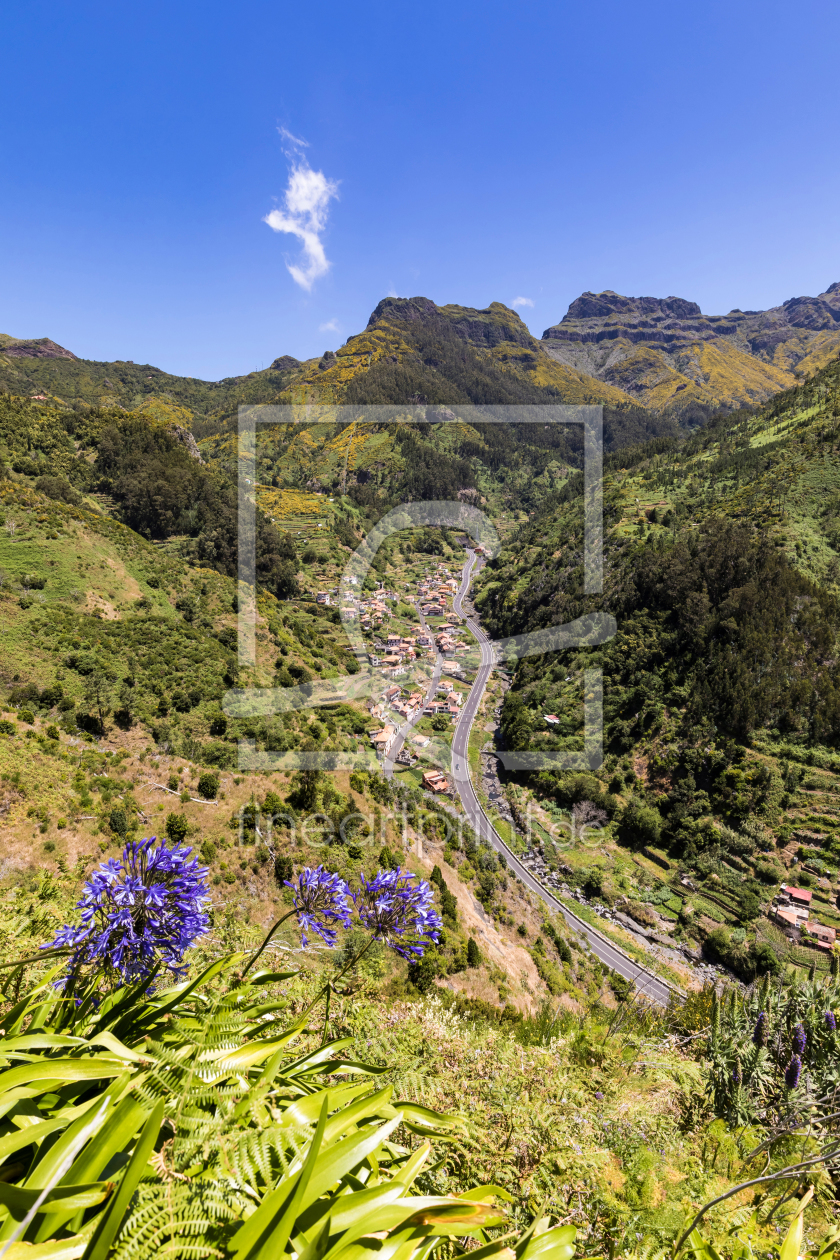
[199,839,217,863]
[35,475,81,505]
[109,807,128,836]
[18,708,35,724]
[617,799,663,849]
[275,854,293,885]
[197,772,220,800]
[167,773,180,792]
[467,937,481,967]
[0,719,15,736]
[165,813,189,843]
[408,949,441,993]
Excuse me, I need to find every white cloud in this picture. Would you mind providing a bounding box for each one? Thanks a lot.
[512,296,534,309]
[319,319,340,333]
[264,131,339,291]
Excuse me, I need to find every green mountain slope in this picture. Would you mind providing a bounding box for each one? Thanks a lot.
[472,353,840,980]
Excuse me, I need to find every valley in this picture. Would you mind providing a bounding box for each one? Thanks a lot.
[4,290,840,1256]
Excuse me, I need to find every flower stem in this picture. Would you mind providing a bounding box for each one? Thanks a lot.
[242,909,297,977]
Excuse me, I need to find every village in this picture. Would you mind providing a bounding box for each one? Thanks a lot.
[315,560,477,798]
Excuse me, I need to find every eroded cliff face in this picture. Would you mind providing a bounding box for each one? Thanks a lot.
[540,283,840,414]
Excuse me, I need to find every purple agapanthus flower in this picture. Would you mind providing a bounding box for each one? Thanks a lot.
[353,867,442,960]
[46,836,209,985]
[825,1010,837,1033]
[785,1055,803,1090]
[792,1023,807,1056]
[285,866,351,947]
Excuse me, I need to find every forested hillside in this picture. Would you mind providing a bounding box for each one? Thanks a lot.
[474,353,840,980]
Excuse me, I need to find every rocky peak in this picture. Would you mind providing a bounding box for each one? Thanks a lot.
[367,296,439,327]
[1,337,77,360]
[561,291,702,323]
[269,354,301,372]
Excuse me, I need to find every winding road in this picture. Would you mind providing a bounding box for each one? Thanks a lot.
[446,549,675,1007]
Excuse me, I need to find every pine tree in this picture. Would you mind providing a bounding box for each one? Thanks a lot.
[467,937,480,968]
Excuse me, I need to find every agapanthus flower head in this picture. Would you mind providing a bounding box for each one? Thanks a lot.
[286,866,351,947]
[792,1023,807,1056]
[46,835,209,986]
[785,1054,802,1090]
[825,1009,837,1033]
[753,1012,767,1047]
[353,867,442,960]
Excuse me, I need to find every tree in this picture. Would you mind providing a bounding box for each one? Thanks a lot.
[165,813,189,843]
[466,937,480,968]
[274,854,293,885]
[617,799,662,850]
[109,807,128,837]
[197,772,219,800]
[83,668,113,736]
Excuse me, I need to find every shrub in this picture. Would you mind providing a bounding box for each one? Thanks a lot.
[165,812,189,843]
[0,719,14,736]
[35,475,81,505]
[18,708,35,724]
[617,798,663,849]
[109,807,128,836]
[197,771,220,800]
[45,723,60,741]
[274,854,293,885]
[467,937,481,967]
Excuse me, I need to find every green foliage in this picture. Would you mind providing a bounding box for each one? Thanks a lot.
[467,936,480,967]
[109,806,129,836]
[0,949,573,1260]
[165,812,189,843]
[197,771,219,800]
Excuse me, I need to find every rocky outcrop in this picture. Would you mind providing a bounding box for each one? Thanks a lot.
[269,355,301,372]
[367,296,535,349]
[166,424,204,464]
[2,337,77,360]
[543,283,840,354]
[540,282,840,413]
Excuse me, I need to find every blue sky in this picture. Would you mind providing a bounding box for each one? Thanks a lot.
[3,0,839,379]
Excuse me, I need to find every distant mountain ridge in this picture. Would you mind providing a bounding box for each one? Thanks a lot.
[3,279,839,427]
[540,281,840,417]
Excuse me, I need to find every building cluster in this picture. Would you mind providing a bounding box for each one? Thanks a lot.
[367,675,465,758]
[771,884,837,950]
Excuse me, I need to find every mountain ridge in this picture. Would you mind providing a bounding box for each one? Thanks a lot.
[3,280,840,426]
[541,280,840,417]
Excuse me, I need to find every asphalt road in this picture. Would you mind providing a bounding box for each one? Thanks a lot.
[449,549,675,1007]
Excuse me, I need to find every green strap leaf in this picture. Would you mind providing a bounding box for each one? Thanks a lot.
[80,1098,163,1260]
[231,1094,330,1260]
[0,1061,125,1095]
[0,1183,111,1221]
